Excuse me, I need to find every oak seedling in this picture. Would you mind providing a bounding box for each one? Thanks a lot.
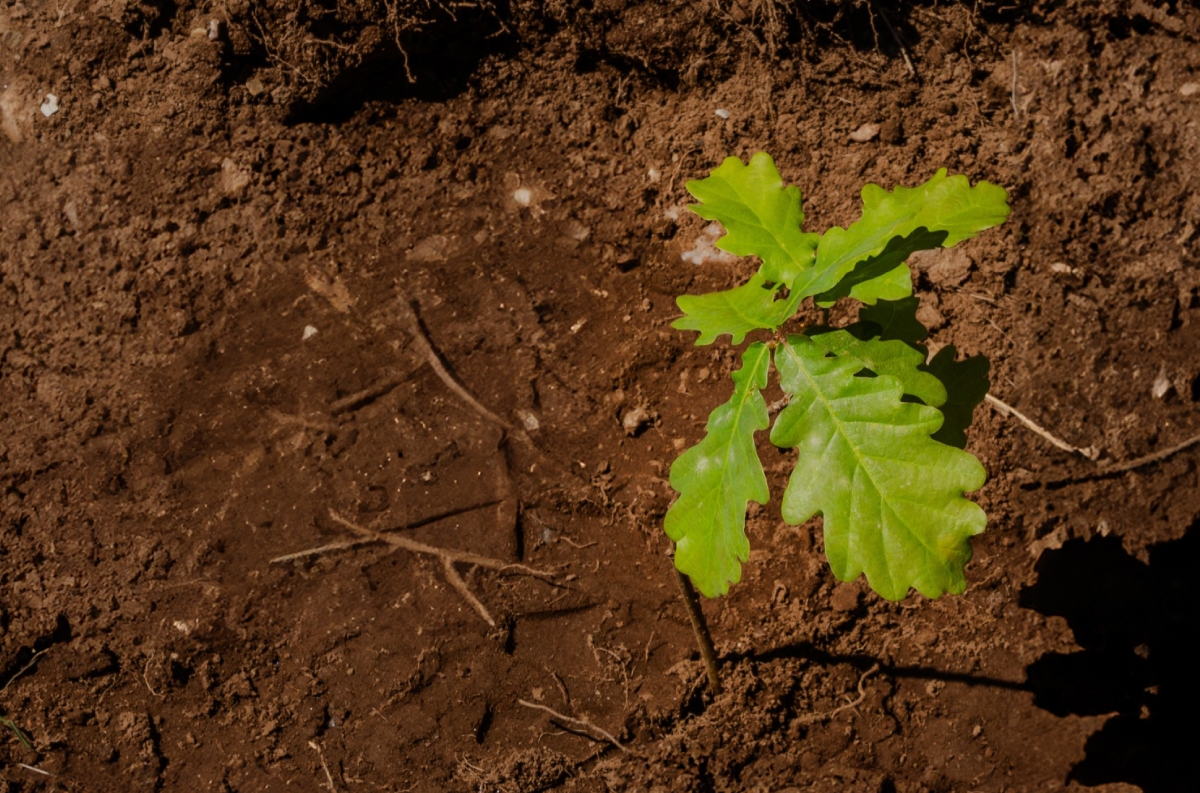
[664,152,1009,691]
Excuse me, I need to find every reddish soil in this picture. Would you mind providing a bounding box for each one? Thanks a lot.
[3,1,1200,791]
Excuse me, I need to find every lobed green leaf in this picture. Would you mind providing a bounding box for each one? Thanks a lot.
[799,171,1010,304]
[672,273,797,345]
[686,152,820,287]
[807,329,948,407]
[665,343,772,598]
[770,336,987,601]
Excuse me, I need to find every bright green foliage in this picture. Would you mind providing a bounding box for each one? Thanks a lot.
[673,273,796,345]
[665,152,1009,603]
[665,343,771,597]
[686,152,819,287]
[807,329,947,408]
[674,159,1010,346]
[771,336,987,600]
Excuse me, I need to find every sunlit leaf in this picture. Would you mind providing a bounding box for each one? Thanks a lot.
[798,171,1010,302]
[686,152,819,287]
[808,329,947,407]
[771,335,987,601]
[672,273,797,345]
[665,343,772,597]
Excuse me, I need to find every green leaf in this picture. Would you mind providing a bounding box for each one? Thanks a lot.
[807,329,947,407]
[665,343,771,598]
[814,229,947,307]
[924,345,990,449]
[857,296,928,344]
[770,336,987,601]
[672,273,796,345]
[686,152,819,287]
[796,170,1010,302]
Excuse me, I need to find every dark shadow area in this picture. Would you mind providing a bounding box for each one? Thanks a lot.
[1020,522,1200,792]
[738,641,1028,692]
[286,9,518,124]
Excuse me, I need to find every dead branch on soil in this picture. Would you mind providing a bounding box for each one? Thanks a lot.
[395,290,513,432]
[1096,433,1200,475]
[985,393,1099,460]
[987,393,1200,477]
[517,699,630,755]
[308,741,339,792]
[0,648,49,697]
[796,663,881,726]
[270,510,555,628]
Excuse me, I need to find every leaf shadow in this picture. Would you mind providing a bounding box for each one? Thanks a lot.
[1019,520,1200,792]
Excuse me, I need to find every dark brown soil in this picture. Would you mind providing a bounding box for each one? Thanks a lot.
[3,1,1200,791]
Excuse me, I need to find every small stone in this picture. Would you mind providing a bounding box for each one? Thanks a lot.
[245,77,265,96]
[622,406,651,436]
[40,93,59,117]
[849,122,881,142]
[1151,366,1173,399]
[1180,82,1199,96]
[830,583,860,612]
[714,108,731,119]
[302,325,318,341]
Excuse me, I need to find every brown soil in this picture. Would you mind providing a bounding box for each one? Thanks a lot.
[3,1,1200,791]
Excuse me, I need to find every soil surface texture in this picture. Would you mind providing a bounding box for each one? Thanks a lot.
[3,0,1200,791]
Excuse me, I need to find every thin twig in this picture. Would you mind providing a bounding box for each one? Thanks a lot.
[0,648,49,696]
[1010,49,1020,117]
[796,663,881,725]
[329,372,409,414]
[396,290,513,431]
[308,741,338,792]
[671,552,722,696]
[268,537,379,564]
[17,764,50,777]
[1097,433,1200,476]
[985,394,1098,460]
[271,511,554,627]
[327,511,553,579]
[442,555,496,627]
[517,699,630,754]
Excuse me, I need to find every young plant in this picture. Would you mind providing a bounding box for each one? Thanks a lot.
[664,153,1009,688]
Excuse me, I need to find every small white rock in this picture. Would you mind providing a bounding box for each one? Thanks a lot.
[511,187,533,207]
[622,406,651,436]
[302,325,318,340]
[849,122,881,143]
[1180,82,1199,96]
[516,409,540,431]
[570,318,587,334]
[1151,366,1173,399]
[714,108,731,119]
[208,19,221,40]
[39,94,59,118]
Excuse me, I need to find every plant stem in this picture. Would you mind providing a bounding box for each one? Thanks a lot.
[671,558,722,696]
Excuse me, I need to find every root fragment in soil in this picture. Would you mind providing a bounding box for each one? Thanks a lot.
[985,393,1098,459]
[516,699,630,754]
[795,663,881,725]
[270,510,556,627]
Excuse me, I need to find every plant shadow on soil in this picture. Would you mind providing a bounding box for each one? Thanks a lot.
[1020,521,1200,793]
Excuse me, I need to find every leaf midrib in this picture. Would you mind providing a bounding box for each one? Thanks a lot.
[781,341,950,589]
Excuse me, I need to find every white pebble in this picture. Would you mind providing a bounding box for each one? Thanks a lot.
[512,187,533,207]
[39,94,59,117]
[302,325,318,340]
[714,108,731,119]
